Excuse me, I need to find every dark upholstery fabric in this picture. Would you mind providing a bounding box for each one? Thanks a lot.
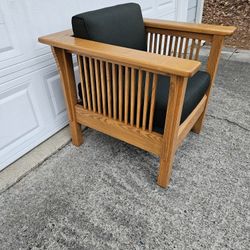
[72,3,147,51]
[153,71,210,133]
[78,71,210,134]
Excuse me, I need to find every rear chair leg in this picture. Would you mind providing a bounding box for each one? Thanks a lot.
[157,75,187,188]
[192,35,224,135]
[192,112,205,134]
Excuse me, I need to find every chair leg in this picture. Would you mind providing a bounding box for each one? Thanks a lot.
[69,121,83,146]
[52,46,84,147]
[192,35,224,135]
[157,145,176,188]
[192,112,205,134]
[157,75,188,188]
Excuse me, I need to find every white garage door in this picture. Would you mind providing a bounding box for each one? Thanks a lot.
[0,0,187,170]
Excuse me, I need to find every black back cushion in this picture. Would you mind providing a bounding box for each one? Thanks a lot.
[72,3,147,51]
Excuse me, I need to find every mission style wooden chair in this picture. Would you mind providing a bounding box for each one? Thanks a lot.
[38,3,236,188]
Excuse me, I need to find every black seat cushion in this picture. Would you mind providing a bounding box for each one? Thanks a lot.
[72,3,147,51]
[153,71,210,133]
[78,70,210,134]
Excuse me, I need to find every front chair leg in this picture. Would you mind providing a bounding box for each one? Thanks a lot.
[52,46,83,147]
[157,75,187,188]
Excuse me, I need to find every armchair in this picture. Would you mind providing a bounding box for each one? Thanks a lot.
[38,3,236,188]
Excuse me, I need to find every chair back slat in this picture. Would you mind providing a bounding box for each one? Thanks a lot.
[146,27,210,62]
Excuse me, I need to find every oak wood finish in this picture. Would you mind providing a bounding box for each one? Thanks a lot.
[78,55,87,109]
[144,18,236,36]
[158,76,188,188]
[192,35,224,133]
[39,18,235,188]
[52,47,83,146]
[75,105,162,155]
[136,70,143,129]
[38,30,201,77]
[176,95,207,148]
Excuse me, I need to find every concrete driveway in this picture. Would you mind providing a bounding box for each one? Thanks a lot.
[0,49,249,250]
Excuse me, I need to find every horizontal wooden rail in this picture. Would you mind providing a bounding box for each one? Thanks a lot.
[176,95,207,148]
[38,30,201,77]
[75,105,163,155]
[144,18,236,36]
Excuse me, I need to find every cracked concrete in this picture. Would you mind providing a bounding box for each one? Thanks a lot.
[206,114,250,132]
[0,54,249,249]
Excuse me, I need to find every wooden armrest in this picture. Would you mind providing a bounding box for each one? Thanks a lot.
[38,29,200,77]
[144,18,236,36]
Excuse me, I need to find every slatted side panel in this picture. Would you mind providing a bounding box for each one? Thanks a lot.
[147,32,202,60]
[77,55,159,132]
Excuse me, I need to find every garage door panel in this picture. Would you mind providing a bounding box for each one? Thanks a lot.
[45,73,67,118]
[0,83,39,151]
[0,6,22,64]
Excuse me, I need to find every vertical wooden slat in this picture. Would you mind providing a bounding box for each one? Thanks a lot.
[89,58,96,112]
[148,74,158,132]
[118,65,123,121]
[173,36,179,57]
[153,33,158,53]
[149,33,154,53]
[124,67,130,124]
[163,35,168,55]
[158,34,163,54]
[100,61,107,116]
[77,55,87,109]
[147,32,151,52]
[168,35,173,56]
[178,37,184,58]
[142,72,150,130]
[136,70,143,128]
[112,64,117,119]
[106,62,112,118]
[189,39,196,59]
[83,57,92,111]
[183,38,189,59]
[130,68,135,126]
[195,39,202,60]
[94,59,102,114]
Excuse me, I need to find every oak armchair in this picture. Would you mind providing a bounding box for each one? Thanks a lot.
[38,3,236,188]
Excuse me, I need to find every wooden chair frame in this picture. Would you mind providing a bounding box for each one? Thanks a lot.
[39,19,235,188]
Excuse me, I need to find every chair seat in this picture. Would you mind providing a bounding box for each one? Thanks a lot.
[78,70,210,134]
[153,71,210,133]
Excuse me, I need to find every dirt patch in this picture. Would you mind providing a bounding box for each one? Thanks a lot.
[203,0,250,49]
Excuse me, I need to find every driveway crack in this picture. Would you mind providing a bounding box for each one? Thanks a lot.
[207,114,250,132]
